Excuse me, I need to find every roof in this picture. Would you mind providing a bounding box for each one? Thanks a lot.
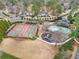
[25,11,32,16]
[7,24,38,38]
[37,11,49,17]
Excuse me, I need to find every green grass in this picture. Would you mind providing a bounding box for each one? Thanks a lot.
[0,19,12,42]
[54,38,74,59]
[29,37,37,40]
[1,52,20,59]
[26,21,38,24]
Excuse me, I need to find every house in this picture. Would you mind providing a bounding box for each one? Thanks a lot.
[32,11,54,22]
[24,11,32,20]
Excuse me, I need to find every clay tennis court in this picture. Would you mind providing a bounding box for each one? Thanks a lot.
[1,24,58,59]
[7,24,38,38]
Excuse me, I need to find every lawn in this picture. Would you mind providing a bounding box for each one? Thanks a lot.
[0,52,20,59]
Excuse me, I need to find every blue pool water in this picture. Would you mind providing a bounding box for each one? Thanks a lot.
[48,25,71,34]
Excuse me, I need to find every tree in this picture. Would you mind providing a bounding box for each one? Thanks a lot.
[32,4,40,16]
[68,1,79,24]
[0,1,5,10]
[22,0,32,11]
[48,0,62,15]
[32,0,44,16]
[6,0,17,5]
